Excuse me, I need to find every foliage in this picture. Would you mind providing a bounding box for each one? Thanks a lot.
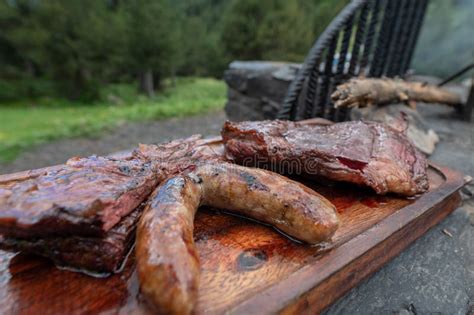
[2,0,469,101]
[125,0,179,89]
[171,0,228,77]
[0,78,56,101]
[221,0,348,62]
[0,0,129,100]
[0,78,226,162]
[0,0,350,101]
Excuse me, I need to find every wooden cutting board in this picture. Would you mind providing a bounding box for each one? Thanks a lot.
[0,163,467,314]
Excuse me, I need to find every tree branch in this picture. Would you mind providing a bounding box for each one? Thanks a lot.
[331,78,462,108]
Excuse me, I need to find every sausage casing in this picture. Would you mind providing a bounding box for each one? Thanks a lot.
[136,162,339,314]
[136,177,201,315]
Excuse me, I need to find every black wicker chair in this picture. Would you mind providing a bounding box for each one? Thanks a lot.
[277,0,430,122]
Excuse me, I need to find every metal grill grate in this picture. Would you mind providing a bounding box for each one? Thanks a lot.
[278,0,430,121]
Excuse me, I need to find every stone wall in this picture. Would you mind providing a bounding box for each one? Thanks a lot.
[223,61,300,121]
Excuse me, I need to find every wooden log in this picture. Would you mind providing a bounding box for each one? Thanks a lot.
[331,78,462,108]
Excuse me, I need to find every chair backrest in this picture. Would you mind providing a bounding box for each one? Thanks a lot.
[277,0,430,121]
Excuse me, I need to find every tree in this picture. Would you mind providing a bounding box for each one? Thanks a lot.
[38,0,128,100]
[0,0,354,102]
[221,0,267,60]
[306,0,349,42]
[220,0,346,63]
[0,0,48,77]
[124,0,179,96]
[172,0,228,77]
[0,0,128,100]
[256,1,314,61]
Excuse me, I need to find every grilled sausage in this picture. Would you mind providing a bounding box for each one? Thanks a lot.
[136,162,339,314]
[136,176,201,315]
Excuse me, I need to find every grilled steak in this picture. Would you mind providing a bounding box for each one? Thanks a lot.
[133,135,224,171]
[0,135,224,272]
[0,205,143,274]
[0,156,158,238]
[0,135,223,240]
[222,120,429,196]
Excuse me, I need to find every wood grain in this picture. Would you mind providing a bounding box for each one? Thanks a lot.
[0,164,466,315]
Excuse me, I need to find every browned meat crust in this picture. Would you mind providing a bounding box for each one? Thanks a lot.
[0,135,224,273]
[0,206,143,274]
[0,135,223,240]
[222,120,429,196]
[0,156,157,238]
[137,177,201,315]
[136,162,338,314]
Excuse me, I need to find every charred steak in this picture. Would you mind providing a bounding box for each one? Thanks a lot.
[0,135,222,240]
[0,205,143,274]
[0,156,157,238]
[222,120,429,196]
[0,135,224,273]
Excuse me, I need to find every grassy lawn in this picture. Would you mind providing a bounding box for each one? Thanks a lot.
[0,77,226,162]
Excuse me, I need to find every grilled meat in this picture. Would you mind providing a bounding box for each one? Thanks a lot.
[0,156,157,238]
[0,135,222,240]
[0,206,143,274]
[136,162,338,314]
[0,117,427,279]
[137,177,201,315]
[0,135,223,272]
[222,120,429,196]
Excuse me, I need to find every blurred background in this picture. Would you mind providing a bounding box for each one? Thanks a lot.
[0,0,472,170]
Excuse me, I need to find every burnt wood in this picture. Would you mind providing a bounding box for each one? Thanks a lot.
[0,163,466,314]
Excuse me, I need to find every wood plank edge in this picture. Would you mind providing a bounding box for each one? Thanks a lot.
[229,165,466,315]
[285,192,462,315]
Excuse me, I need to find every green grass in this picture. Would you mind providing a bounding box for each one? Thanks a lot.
[0,77,226,162]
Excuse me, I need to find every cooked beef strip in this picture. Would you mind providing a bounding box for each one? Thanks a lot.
[222,120,429,196]
[0,205,143,274]
[0,135,223,239]
[0,156,157,238]
[0,135,225,273]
